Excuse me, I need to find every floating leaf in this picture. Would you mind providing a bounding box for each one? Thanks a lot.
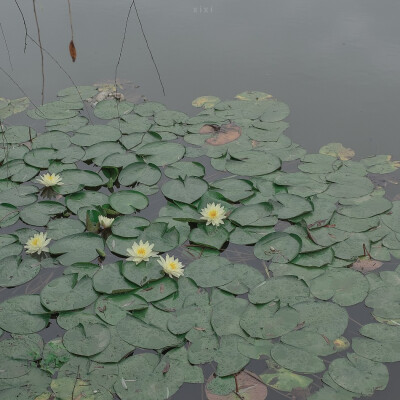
[328,353,388,396]
[40,275,98,312]
[63,323,110,356]
[0,295,50,334]
[192,96,221,109]
[319,143,355,160]
[254,232,302,263]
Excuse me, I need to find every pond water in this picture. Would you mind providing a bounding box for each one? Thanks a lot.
[1,1,400,399]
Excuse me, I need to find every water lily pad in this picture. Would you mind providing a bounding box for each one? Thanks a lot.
[215,335,250,376]
[92,261,137,294]
[0,203,19,228]
[328,353,388,396]
[24,148,58,168]
[28,100,82,120]
[94,99,134,119]
[3,126,37,144]
[117,314,182,349]
[189,225,229,249]
[72,125,121,146]
[226,152,281,176]
[261,364,312,392]
[0,295,50,334]
[49,232,105,265]
[119,162,161,186]
[319,143,355,160]
[109,190,148,214]
[40,274,98,312]
[211,297,248,337]
[309,268,369,306]
[0,185,38,207]
[122,258,164,286]
[162,177,208,204]
[254,232,302,263]
[0,159,39,182]
[229,203,277,227]
[192,96,221,109]
[32,131,71,150]
[0,256,41,287]
[63,322,110,357]
[47,218,85,240]
[65,191,109,214]
[20,201,65,226]
[240,303,300,339]
[249,276,310,305]
[165,161,205,179]
[271,343,325,373]
[137,142,185,166]
[46,115,88,132]
[185,256,235,288]
[292,301,348,340]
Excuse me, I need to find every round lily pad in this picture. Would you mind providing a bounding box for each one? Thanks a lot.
[254,232,302,263]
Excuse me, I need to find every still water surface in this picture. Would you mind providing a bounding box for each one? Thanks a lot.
[1,1,400,399]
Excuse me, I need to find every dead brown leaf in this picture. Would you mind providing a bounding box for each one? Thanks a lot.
[351,258,383,273]
[200,124,219,134]
[205,370,268,400]
[69,40,77,62]
[205,123,242,146]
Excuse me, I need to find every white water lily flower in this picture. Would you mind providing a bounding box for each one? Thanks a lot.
[98,215,114,229]
[158,254,184,278]
[126,240,158,264]
[200,202,227,226]
[36,173,64,187]
[24,232,51,255]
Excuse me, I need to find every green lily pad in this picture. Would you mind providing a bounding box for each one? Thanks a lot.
[328,353,388,396]
[137,142,185,166]
[117,314,182,349]
[0,295,50,334]
[254,232,302,263]
[63,323,110,356]
[162,177,208,204]
[92,261,137,294]
[189,225,229,249]
[119,162,161,186]
[0,256,41,287]
[40,275,98,312]
[248,276,310,306]
[240,303,300,339]
[72,125,121,146]
[2,126,37,144]
[49,233,105,265]
[109,190,148,214]
[309,268,369,306]
[20,201,65,226]
[94,99,134,119]
[271,343,325,373]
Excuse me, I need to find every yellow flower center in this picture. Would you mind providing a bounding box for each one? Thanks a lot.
[32,238,39,246]
[169,262,177,270]
[209,210,217,218]
[137,248,146,256]
[48,176,54,181]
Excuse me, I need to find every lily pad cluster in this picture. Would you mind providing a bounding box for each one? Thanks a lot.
[0,87,400,399]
